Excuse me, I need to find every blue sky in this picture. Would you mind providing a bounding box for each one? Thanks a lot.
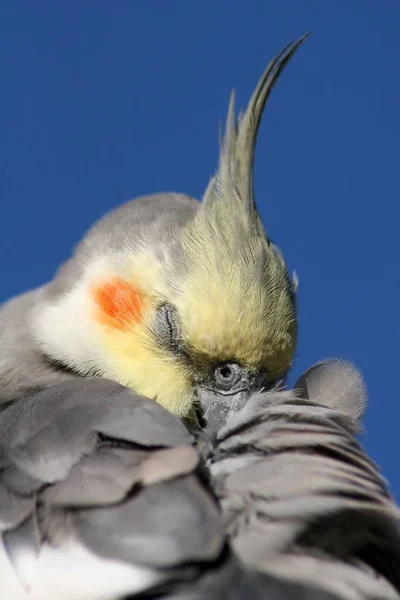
[1,2,399,496]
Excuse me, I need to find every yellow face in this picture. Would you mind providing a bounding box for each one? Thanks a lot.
[87,236,297,418]
[84,251,194,417]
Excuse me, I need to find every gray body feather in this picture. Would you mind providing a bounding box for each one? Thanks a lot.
[0,376,344,600]
[0,378,219,599]
[0,287,79,408]
[200,361,400,600]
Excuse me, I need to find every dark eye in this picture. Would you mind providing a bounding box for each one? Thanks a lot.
[213,362,243,391]
[155,304,180,348]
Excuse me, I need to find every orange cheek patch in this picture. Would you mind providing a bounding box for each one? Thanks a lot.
[92,278,148,330]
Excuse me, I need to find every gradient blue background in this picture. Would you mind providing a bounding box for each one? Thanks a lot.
[1,3,399,496]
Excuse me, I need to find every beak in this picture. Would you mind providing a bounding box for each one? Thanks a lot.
[195,386,251,429]
[195,370,277,430]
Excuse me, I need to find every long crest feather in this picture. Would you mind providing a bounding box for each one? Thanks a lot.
[205,34,310,222]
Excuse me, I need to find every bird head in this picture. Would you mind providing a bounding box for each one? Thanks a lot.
[32,37,307,425]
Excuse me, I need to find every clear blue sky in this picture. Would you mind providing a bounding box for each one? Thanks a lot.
[1,2,399,496]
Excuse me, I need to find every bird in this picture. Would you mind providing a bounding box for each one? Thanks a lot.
[0,359,398,599]
[0,36,309,427]
[2,34,399,600]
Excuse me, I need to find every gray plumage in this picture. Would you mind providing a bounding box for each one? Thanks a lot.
[200,359,400,600]
[0,378,221,599]
[166,563,343,600]
[0,376,345,600]
[293,358,368,430]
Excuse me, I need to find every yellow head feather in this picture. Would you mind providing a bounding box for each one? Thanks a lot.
[167,37,309,379]
[35,37,308,418]
[91,37,307,408]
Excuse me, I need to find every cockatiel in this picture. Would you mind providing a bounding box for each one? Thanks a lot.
[0,37,308,424]
[1,31,398,600]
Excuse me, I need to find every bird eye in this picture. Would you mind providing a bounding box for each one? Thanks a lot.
[213,362,243,391]
[155,304,180,348]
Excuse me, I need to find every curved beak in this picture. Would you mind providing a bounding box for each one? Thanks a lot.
[196,386,250,429]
